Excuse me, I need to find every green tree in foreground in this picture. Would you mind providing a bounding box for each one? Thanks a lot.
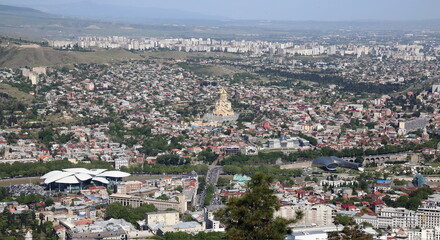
[329,216,372,240]
[215,173,303,240]
[158,231,224,240]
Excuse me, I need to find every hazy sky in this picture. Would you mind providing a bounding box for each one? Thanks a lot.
[2,0,440,21]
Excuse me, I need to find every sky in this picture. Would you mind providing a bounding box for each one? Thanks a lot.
[1,0,440,21]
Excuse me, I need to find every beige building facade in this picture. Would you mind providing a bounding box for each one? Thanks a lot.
[109,194,187,213]
[146,211,179,225]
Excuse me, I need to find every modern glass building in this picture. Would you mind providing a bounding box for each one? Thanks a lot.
[412,173,427,187]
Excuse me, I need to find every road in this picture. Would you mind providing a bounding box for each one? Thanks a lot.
[196,165,222,209]
[210,153,224,166]
[208,186,224,210]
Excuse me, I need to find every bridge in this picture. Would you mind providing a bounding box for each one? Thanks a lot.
[277,152,412,170]
[342,153,409,165]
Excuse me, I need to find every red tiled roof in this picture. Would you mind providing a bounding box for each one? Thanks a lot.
[74,220,93,225]
[341,204,358,209]
[371,200,385,206]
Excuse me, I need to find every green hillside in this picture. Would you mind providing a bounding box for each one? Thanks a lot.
[0,83,34,104]
[0,46,142,68]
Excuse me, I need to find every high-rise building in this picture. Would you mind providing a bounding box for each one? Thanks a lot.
[276,204,335,226]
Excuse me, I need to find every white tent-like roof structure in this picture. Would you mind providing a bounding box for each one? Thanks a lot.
[41,168,130,185]
[92,177,110,184]
[97,171,130,178]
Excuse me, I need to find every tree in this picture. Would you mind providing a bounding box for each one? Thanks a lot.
[161,232,225,240]
[38,128,54,147]
[44,198,54,207]
[163,232,192,240]
[105,202,157,224]
[394,196,409,208]
[217,177,230,187]
[204,184,215,206]
[156,154,185,165]
[197,149,218,164]
[182,213,193,222]
[216,173,303,240]
[157,194,170,200]
[333,215,353,226]
[329,216,372,240]
[406,198,422,211]
[174,186,183,193]
[382,195,393,206]
[393,179,407,186]
[298,133,317,146]
[354,157,364,164]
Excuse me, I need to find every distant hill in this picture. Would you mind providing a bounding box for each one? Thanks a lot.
[0,4,58,23]
[0,4,91,38]
[0,4,216,39]
[0,4,440,40]
[0,4,52,15]
[37,1,223,22]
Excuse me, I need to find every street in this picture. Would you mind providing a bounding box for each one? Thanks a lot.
[196,165,222,209]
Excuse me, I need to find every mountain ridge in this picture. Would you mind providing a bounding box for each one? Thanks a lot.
[1,4,440,40]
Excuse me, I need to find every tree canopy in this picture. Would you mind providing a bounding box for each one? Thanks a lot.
[382,187,434,210]
[216,173,302,240]
[157,231,224,240]
[329,216,372,240]
[105,202,157,225]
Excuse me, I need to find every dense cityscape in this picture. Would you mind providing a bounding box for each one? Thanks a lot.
[1,2,440,240]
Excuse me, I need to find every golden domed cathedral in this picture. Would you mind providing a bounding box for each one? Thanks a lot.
[199,88,239,126]
[213,89,234,117]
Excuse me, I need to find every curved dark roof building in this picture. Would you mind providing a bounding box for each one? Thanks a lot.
[312,156,362,171]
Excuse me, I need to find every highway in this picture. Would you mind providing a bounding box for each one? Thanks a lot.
[196,165,222,209]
